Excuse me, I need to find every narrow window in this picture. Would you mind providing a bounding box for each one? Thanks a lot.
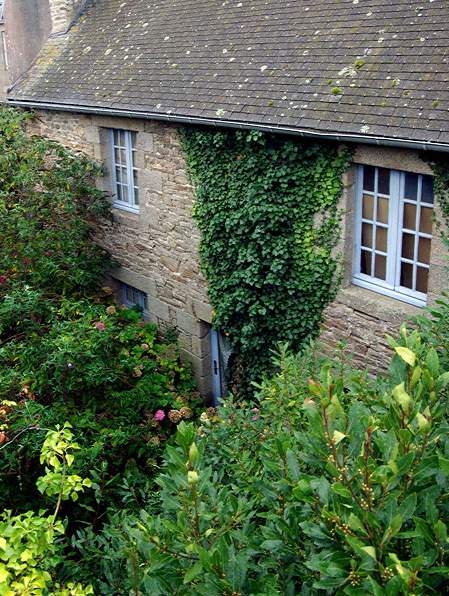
[121,282,149,317]
[110,129,138,213]
[353,165,433,306]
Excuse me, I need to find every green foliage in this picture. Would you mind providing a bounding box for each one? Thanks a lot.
[97,317,449,595]
[181,126,352,394]
[0,106,113,294]
[0,106,202,527]
[0,425,93,596]
[425,153,449,246]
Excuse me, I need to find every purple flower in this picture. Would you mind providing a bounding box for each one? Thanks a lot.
[96,322,105,330]
[251,407,259,421]
[67,363,73,368]
[155,410,165,421]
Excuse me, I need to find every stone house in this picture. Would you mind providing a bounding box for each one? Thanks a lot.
[4,0,449,401]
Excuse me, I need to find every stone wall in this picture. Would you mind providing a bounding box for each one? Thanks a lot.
[24,110,447,391]
[48,0,85,34]
[27,109,215,399]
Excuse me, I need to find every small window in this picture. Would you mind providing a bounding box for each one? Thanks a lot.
[353,165,434,307]
[121,282,149,316]
[110,129,138,213]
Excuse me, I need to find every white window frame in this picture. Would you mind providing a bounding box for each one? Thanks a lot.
[121,282,149,317]
[110,129,138,213]
[353,165,433,307]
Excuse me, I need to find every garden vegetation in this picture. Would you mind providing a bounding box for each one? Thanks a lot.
[0,107,448,595]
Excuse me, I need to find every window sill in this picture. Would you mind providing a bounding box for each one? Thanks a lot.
[334,284,422,323]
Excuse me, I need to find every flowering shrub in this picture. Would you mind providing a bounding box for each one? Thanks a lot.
[78,313,449,596]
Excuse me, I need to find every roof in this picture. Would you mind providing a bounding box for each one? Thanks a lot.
[7,0,449,149]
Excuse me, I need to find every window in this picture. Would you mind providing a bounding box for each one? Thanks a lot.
[110,129,138,212]
[121,282,149,316]
[353,165,434,307]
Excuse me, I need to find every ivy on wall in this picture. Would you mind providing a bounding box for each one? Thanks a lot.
[426,154,449,243]
[181,127,353,395]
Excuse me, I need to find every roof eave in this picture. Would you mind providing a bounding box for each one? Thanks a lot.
[6,98,449,154]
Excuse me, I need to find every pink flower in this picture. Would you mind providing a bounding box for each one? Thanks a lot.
[96,322,105,330]
[251,407,259,421]
[0,276,7,284]
[67,363,73,368]
[23,259,29,265]
[155,410,165,421]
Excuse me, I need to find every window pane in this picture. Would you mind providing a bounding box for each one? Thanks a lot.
[418,237,431,265]
[374,254,386,280]
[122,185,129,203]
[416,267,429,294]
[130,131,137,147]
[378,168,390,195]
[360,250,372,275]
[401,233,415,260]
[115,167,122,183]
[126,287,132,301]
[134,188,139,205]
[361,223,373,248]
[421,176,434,204]
[362,194,374,220]
[404,173,418,201]
[377,197,389,224]
[376,226,388,252]
[403,202,417,230]
[143,295,148,310]
[400,262,413,289]
[419,206,433,234]
[363,166,375,192]
[116,185,122,201]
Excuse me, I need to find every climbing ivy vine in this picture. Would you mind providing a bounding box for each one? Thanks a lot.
[426,154,449,243]
[181,127,353,395]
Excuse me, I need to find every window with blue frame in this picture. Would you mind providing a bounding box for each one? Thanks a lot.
[121,282,149,317]
[353,165,434,307]
[110,129,139,213]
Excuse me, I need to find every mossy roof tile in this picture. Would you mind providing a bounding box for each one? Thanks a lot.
[7,0,449,145]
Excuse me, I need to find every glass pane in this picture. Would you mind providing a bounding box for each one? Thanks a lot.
[122,185,129,203]
[143,295,148,310]
[404,172,418,201]
[360,250,371,276]
[378,168,390,195]
[131,131,137,148]
[403,202,417,230]
[374,254,386,280]
[113,129,120,144]
[361,223,373,248]
[421,176,434,204]
[400,262,413,289]
[416,267,429,294]
[133,188,139,205]
[362,194,374,220]
[115,167,122,183]
[401,233,415,260]
[114,148,121,163]
[376,226,388,252]
[419,206,433,234]
[132,290,139,303]
[418,237,431,265]
[126,287,132,301]
[133,169,138,186]
[116,185,122,201]
[363,166,375,192]
[377,197,389,224]
[120,149,127,164]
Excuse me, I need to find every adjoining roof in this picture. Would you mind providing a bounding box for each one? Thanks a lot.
[7,0,449,149]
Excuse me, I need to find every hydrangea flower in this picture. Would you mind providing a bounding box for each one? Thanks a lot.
[155,410,165,421]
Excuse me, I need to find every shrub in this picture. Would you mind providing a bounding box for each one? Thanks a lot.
[96,321,449,595]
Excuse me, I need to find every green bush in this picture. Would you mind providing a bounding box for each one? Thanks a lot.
[0,106,202,528]
[89,317,449,596]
